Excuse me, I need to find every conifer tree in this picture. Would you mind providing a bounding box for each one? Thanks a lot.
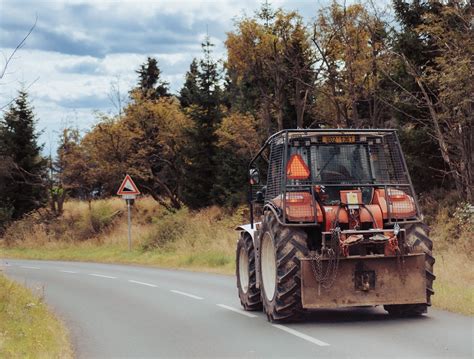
[180,36,223,209]
[133,57,169,100]
[179,58,200,108]
[0,90,47,221]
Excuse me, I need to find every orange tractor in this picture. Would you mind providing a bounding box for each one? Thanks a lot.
[236,129,435,322]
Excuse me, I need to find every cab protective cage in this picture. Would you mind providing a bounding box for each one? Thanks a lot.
[248,129,422,228]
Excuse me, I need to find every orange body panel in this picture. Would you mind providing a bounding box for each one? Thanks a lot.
[272,192,316,222]
[272,192,383,229]
[323,205,383,231]
[373,189,416,219]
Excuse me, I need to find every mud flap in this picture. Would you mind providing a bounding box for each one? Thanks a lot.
[301,254,426,309]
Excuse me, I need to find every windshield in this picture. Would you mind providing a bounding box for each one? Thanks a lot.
[310,144,372,183]
[289,144,374,184]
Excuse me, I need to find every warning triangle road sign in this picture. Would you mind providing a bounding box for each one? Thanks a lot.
[117,174,141,196]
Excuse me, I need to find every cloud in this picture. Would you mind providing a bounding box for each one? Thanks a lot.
[56,58,102,74]
[62,96,110,110]
[0,0,340,154]
[0,0,240,58]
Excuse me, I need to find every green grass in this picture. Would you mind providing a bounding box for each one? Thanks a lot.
[434,281,474,316]
[1,244,235,275]
[0,273,73,358]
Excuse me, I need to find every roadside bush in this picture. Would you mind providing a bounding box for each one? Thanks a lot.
[90,202,121,234]
[418,189,461,224]
[1,211,49,246]
[141,208,189,250]
[1,199,124,245]
[431,202,474,255]
[0,205,13,233]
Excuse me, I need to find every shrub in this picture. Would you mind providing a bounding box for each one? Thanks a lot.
[141,208,189,250]
[89,202,121,234]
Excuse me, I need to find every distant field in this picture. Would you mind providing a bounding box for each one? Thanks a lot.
[0,273,73,358]
[1,197,472,315]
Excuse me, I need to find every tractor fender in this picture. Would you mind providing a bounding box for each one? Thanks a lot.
[235,223,261,246]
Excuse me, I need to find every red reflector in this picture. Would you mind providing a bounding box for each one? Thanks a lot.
[287,154,310,180]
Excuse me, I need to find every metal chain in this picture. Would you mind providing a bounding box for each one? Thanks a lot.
[392,222,407,283]
[309,227,341,289]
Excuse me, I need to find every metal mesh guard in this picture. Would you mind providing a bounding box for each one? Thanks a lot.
[251,130,420,223]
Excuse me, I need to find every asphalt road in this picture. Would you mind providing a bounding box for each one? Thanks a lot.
[1,259,472,358]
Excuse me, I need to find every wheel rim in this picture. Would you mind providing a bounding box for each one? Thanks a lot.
[261,232,276,301]
[239,247,249,293]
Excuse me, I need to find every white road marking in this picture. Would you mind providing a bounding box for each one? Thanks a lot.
[217,304,257,318]
[60,270,78,274]
[21,266,40,269]
[170,290,203,300]
[89,273,116,279]
[128,280,157,287]
[272,324,330,347]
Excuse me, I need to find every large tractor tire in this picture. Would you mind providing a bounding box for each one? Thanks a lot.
[384,223,435,316]
[236,233,262,311]
[259,211,309,322]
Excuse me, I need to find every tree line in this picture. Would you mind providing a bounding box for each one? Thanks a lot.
[0,0,472,229]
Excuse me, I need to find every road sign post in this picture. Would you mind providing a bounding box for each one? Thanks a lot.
[127,199,132,251]
[117,175,140,252]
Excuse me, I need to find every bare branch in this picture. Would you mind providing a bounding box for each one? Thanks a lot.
[0,15,37,81]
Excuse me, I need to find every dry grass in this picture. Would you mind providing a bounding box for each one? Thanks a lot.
[0,273,73,358]
[429,203,474,316]
[432,250,473,315]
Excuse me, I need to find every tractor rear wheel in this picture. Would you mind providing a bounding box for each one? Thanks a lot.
[236,233,262,311]
[259,211,309,322]
[384,223,435,316]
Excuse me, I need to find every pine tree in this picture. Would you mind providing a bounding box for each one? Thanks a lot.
[133,57,169,100]
[180,36,223,209]
[0,90,47,220]
[198,37,222,115]
[179,59,200,108]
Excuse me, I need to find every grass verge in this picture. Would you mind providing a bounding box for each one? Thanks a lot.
[431,249,473,316]
[1,245,235,275]
[0,273,73,358]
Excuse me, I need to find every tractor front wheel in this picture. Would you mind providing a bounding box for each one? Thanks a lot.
[236,233,262,311]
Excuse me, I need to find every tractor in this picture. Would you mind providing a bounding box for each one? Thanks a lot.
[236,129,435,322]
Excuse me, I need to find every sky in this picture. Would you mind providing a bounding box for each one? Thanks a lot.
[0,0,357,153]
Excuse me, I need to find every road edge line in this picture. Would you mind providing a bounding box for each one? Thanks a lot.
[170,289,203,300]
[216,304,258,318]
[88,273,116,279]
[128,280,157,287]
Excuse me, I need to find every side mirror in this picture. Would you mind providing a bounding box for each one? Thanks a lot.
[249,168,260,185]
[255,189,265,203]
